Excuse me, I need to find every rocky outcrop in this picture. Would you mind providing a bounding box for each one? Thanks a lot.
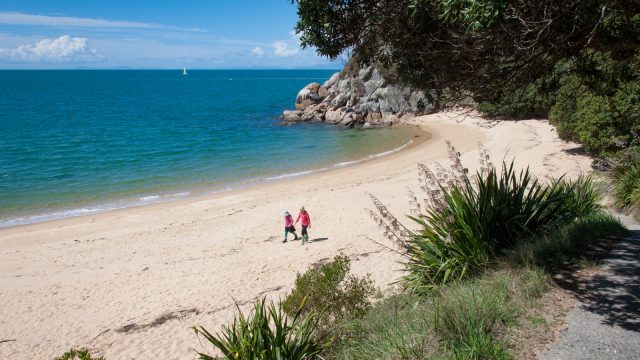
[282,65,435,127]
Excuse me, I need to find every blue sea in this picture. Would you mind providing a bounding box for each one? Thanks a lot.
[0,70,416,227]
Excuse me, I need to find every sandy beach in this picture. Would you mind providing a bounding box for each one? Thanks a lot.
[0,113,594,359]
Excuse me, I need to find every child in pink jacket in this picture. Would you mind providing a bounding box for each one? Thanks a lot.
[282,211,298,243]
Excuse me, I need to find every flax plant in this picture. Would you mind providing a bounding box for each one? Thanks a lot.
[369,142,602,293]
[193,297,325,360]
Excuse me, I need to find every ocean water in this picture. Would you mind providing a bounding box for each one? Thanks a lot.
[0,70,416,227]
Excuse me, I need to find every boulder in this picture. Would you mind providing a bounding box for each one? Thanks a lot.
[324,109,345,124]
[282,110,302,122]
[306,82,321,93]
[295,84,323,110]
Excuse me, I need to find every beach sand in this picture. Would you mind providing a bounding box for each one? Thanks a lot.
[0,113,594,359]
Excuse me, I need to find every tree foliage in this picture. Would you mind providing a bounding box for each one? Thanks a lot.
[293,0,640,155]
[295,1,637,98]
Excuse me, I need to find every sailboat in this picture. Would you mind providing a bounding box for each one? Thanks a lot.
[182,67,188,76]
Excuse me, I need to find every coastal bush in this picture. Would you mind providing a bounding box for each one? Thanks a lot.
[370,143,603,293]
[193,297,325,360]
[476,77,556,119]
[281,254,376,340]
[549,49,640,157]
[55,348,105,360]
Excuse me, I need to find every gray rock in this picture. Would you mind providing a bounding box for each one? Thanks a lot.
[337,79,351,93]
[323,72,340,88]
[324,109,345,124]
[331,93,349,108]
[282,110,302,122]
[286,63,436,127]
[364,69,386,98]
[295,87,322,110]
[358,66,373,82]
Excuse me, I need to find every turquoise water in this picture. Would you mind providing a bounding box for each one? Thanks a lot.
[0,70,415,227]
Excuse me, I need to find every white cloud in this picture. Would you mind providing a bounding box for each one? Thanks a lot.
[251,46,263,56]
[272,40,298,57]
[0,12,204,32]
[0,35,104,63]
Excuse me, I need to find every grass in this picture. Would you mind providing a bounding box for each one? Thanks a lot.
[612,161,640,217]
[327,267,550,360]
[506,212,628,268]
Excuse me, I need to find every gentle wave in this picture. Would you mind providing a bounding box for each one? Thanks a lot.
[264,169,324,181]
[0,138,415,228]
[0,192,190,228]
[262,138,415,179]
[0,206,119,228]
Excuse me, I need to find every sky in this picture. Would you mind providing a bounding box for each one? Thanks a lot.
[0,1,342,69]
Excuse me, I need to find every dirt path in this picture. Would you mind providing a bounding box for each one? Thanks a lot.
[542,215,640,360]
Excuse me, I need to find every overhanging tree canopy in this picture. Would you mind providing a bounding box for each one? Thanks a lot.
[293,0,639,103]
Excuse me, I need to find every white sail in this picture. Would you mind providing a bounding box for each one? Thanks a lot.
[182,67,188,75]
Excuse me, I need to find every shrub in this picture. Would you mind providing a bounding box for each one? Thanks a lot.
[477,77,556,119]
[193,297,324,360]
[550,49,640,157]
[370,143,603,293]
[281,254,376,340]
[55,348,104,360]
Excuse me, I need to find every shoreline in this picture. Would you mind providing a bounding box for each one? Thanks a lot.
[0,114,595,359]
[0,125,425,230]
[0,125,429,237]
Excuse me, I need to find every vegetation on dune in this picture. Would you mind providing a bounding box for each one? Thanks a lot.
[327,268,549,359]
[192,298,325,360]
[369,143,604,293]
[281,254,377,341]
[332,148,624,358]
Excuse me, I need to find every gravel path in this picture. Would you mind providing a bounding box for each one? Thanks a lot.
[542,215,640,360]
